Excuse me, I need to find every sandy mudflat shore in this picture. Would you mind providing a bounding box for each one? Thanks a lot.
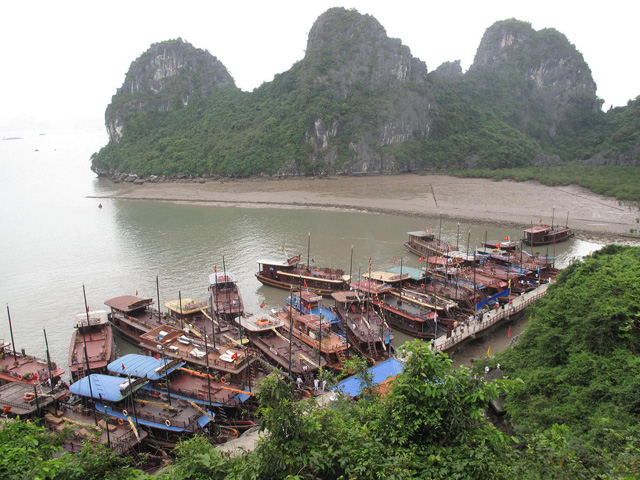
[95,174,640,241]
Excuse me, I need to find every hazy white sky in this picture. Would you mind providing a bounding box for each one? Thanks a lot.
[2,1,638,132]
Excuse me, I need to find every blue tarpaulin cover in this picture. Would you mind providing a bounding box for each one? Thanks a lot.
[69,374,147,402]
[107,354,185,380]
[95,403,213,432]
[335,358,404,397]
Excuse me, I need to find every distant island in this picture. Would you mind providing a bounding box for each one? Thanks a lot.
[90,8,640,192]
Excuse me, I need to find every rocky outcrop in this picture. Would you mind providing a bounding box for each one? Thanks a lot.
[430,60,463,81]
[468,19,601,134]
[105,38,235,143]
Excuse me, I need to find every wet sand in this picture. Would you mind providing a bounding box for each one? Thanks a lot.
[96,174,640,241]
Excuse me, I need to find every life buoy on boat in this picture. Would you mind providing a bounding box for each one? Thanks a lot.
[17,374,23,381]
[117,418,124,426]
[421,284,425,289]
[165,419,171,427]
[220,377,226,385]
[429,286,434,292]
[23,392,35,402]
[122,409,128,417]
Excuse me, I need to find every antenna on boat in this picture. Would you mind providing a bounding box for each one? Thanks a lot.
[43,328,54,394]
[5,304,17,360]
[551,207,555,230]
[82,284,98,426]
[566,211,569,228]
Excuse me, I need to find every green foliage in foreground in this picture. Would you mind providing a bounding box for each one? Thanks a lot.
[445,163,640,204]
[485,245,640,477]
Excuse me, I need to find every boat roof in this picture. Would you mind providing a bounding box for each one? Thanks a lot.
[523,225,553,234]
[335,358,404,397]
[330,291,362,303]
[350,280,395,295]
[386,266,425,281]
[363,271,410,283]
[257,258,296,267]
[107,354,185,380]
[165,298,208,315]
[407,230,433,237]
[295,290,323,303]
[208,272,235,284]
[74,310,109,327]
[69,374,148,402]
[104,296,153,312]
[237,312,284,332]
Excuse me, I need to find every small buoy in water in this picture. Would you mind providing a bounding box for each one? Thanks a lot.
[98,203,102,209]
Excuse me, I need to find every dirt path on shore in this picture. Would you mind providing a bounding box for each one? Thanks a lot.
[95,174,640,240]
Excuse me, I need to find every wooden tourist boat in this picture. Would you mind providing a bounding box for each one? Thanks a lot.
[275,307,350,369]
[256,255,350,296]
[68,310,115,382]
[284,290,339,325]
[330,291,392,363]
[404,229,452,258]
[105,295,176,345]
[165,297,210,335]
[139,324,255,386]
[0,340,65,387]
[0,381,69,419]
[69,373,214,448]
[209,271,244,321]
[107,354,252,412]
[44,398,147,455]
[523,224,573,246]
[238,311,326,376]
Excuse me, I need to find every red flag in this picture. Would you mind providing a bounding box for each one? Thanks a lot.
[135,290,138,296]
[260,300,266,309]
[504,236,509,241]
[394,257,398,263]
[2,406,11,414]
[154,353,160,360]
[495,243,500,248]
[121,363,125,371]
[303,279,307,288]
[282,245,285,252]
[508,326,512,338]
[419,256,424,261]
[214,265,217,273]
[33,373,38,380]
[86,306,90,312]
[425,226,430,230]
[539,219,542,223]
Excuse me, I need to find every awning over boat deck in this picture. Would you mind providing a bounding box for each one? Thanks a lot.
[107,354,185,380]
[335,358,404,397]
[363,271,409,283]
[386,266,425,282]
[257,258,294,267]
[70,374,148,402]
[104,295,153,312]
[407,230,432,237]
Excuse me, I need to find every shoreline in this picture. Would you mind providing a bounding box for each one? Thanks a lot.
[91,173,640,243]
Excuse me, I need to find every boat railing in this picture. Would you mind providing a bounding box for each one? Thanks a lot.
[433,284,549,353]
[111,429,138,453]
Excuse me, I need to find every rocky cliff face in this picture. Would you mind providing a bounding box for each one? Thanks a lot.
[106,38,235,143]
[469,19,600,134]
[298,8,433,173]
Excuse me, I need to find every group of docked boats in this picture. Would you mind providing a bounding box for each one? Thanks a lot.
[0,220,571,455]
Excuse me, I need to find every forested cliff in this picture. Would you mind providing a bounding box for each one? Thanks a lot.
[90,8,640,179]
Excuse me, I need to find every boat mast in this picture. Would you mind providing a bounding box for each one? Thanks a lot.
[209,287,217,351]
[203,325,213,412]
[566,211,569,228]
[438,214,442,250]
[551,207,555,230]
[456,223,460,251]
[43,328,54,394]
[349,245,353,289]
[223,256,230,317]
[307,232,311,271]
[178,290,184,329]
[82,285,98,426]
[5,304,17,360]
[156,275,162,325]
[288,287,293,378]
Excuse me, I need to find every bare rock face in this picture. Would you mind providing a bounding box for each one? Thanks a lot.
[469,19,601,134]
[298,8,433,173]
[430,60,464,81]
[106,38,235,143]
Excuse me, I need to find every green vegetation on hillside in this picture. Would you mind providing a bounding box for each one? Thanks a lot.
[485,245,640,476]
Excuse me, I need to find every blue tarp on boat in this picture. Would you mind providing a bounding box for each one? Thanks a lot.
[335,358,404,397]
[107,354,185,380]
[69,374,147,402]
[95,403,213,433]
[476,289,510,311]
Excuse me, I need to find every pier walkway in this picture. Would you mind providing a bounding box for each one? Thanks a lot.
[432,282,550,353]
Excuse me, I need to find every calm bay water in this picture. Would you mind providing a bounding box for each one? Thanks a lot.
[0,128,602,376]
